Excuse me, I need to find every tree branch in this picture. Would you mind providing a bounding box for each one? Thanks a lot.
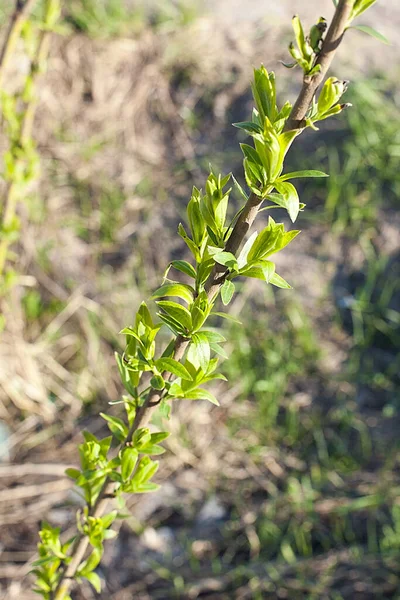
[0,0,37,88]
[0,8,51,280]
[51,1,355,597]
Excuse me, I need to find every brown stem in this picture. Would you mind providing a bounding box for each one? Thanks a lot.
[286,0,354,130]
[51,1,355,597]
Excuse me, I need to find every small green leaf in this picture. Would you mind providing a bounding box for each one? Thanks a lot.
[84,571,102,593]
[150,375,165,390]
[211,311,242,325]
[156,300,192,332]
[350,24,390,45]
[221,280,235,306]
[150,431,170,444]
[155,358,192,380]
[170,260,197,279]
[100,413,128,440]
[277,170,328,181]
[121,447,138,481]
[270,272,292,289]
[191,332,211,372]
[200,330,226,344]
[232,175,249,201]
[65,468,81,481]
[213,251,238,271]
[273,181,300,222]
[233,121,263,135]
[184,388,220,406]
[152,283,194,304]
[158,312,186,336]
[140,444,166,455]
[210,342,229,359]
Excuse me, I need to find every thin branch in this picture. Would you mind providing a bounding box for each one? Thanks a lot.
[0,13,51,279]
[0,0,37,88]
[51,1,355,597]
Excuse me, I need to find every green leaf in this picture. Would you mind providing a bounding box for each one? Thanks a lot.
[191,332,211,372]
[261,260,276,283]
[350,24,390,45]
[139,444,166,455]
[158,400,171,419]
[273,181,300,222]
[156,300,192,332]
[240,143,263,165]
[168,381,184,398]
[115,352,138,397]
[80,548,102,574]
[137,301,153,329]
[158,312,186,336]
[232,175,249,201]
[240,260,275,283]
[132,456,159,485]
[152,283,194,304]
[200,330,226,344]
[150,431,170,444]
[211,311,242,325]
[270,272,292,289]
[233,121,263,135]
[100,413,128,440]
[277,170,328,181]
[150,375,165,390]
[84,571,102,593]
[170,260,197,279]
[119,327,144,346]
[178,223,200,261]
[184,388,220,406]
[221,279,235,306]
[210,342,229,359]
[237,231,258,269]
[121,447,138,481]
[213,251,238,271]
[65,468,81,481]
[155,358,192,380]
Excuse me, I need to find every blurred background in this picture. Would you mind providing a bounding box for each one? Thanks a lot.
[0,1,399,598]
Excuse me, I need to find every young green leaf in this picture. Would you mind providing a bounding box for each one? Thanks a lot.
[170,260,197,279]
[213,251,238,271]
[152,283,194,304]
[155,357,192,380]
[270,272,292,289]
[99,413,128,440]
[233,120,263,135]
[273,181,300,222]
[191,332,211,372]
[277,170,328,181]
[211,311,242,325]
[184,388,220,406]
[349,24,389,45]
[83,571,102,593]
[221,279,235,306]
[156,300,192,332]
[120,447,138,481]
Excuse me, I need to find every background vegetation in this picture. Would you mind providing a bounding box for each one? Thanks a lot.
[0,1,399,598]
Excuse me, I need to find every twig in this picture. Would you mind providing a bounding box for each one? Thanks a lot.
[0,0,37,88]
[51,2,354,597]
[0,4,51,280]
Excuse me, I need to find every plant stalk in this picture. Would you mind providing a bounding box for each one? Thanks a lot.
[0,9,51,280]
[50,1,354,597]
[0,0,37,88]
